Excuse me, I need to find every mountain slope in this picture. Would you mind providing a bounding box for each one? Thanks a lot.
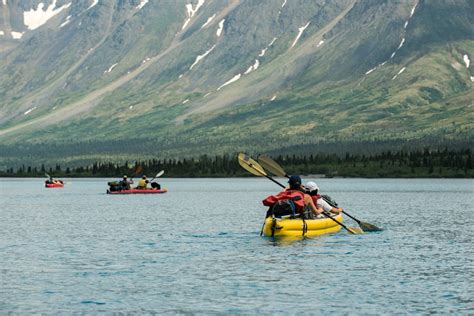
[0,0,472,166]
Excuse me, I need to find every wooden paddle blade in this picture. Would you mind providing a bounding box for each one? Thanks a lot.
[257,155,287,177]
[238,153,267,176]
[359,222,382,232]
[348,227,364,234]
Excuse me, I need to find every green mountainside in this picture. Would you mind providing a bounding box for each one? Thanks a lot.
[0,0,472,168]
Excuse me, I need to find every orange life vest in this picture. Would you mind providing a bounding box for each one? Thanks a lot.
[262,190,306,213]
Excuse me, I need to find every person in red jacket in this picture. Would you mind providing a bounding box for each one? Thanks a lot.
[263,175,321,216]
[305,181,343,215]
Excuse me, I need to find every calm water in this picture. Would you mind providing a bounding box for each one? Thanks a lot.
[1,178,473,314]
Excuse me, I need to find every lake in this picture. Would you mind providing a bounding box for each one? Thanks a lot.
[0,178,473,314]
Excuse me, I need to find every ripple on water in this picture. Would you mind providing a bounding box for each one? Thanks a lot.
[0,178,473,314]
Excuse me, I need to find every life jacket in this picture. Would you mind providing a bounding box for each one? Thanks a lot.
[262,190,306,213]
[310,194,322,206]
[137,178,148,188]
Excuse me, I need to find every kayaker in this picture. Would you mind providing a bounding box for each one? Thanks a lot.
[305,181,343,215]
[263,175,321,217]
[47,177,62,184]
[119,175,133,190]
[137,175,149,189]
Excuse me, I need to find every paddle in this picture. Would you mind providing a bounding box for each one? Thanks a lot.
[258,155,381,232]
[148,170,164,183]
[238,153,361,234]
[44,172,63,184]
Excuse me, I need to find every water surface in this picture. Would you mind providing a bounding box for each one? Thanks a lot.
[1,178,473,314]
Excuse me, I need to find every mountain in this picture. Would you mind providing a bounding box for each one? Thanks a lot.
[0,0,473,167]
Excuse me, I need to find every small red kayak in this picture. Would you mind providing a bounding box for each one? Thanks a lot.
[45,182,64,188]
[107,188,168,194]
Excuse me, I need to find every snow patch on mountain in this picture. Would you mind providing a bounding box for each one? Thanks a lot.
[291,22,310,48]
[190,45,216,70]
[410,2,418,17]
[365,67,376,75]
[24,1,71,30]
[182,0,205,30]
[259,37,277,57]
[136,0,148,10]
[471,76,474,82]
[216,19,225,37]
[217,74,241,90]
[392,67,406,80]
[104,63,118,73]
[87,0,98,11]
[24,107,37,115]
[0,31,4,35]
[281,0,287,8]
[270,95,277,101]
[2,0,6,5]
[244,59,260,74]
[60,15,71,28]
[201,14,216,28]
[397,38,405,50]
[386,1,417,62]
[11,31,23,39]
[317,40,324,47]
[182,99,189,104]
[463,54,470,68]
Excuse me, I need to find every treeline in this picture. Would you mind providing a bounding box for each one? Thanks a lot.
[1,148,472,178]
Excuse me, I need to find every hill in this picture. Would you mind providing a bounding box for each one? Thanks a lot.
[0,0,473,167]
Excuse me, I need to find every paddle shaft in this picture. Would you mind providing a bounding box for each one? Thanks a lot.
[281,173,361,229]
[148,170,164,183]
[322,196,361,224]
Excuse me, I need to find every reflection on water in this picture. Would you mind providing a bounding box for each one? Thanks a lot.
[0,178,473,314]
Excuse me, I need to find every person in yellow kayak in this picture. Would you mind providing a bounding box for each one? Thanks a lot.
[136,175,149,189]
[305,181,343,215]
[263,175,322,217]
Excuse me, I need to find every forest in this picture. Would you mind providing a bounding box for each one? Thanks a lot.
[1,148,472,178]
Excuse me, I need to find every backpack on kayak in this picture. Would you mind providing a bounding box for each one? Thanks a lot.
[108,181,121,192]
[267,199,298,218]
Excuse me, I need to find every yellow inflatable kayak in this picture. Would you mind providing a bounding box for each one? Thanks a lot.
[262,214,344,237]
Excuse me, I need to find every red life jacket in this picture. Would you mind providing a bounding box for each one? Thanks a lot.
[262,190,306,213]
[310,194,322,206]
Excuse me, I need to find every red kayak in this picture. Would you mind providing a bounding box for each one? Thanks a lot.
[45,182,64,188]
[107,188,168,194]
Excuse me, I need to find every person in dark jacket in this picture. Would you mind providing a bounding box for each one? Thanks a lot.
[119,175,133,190]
